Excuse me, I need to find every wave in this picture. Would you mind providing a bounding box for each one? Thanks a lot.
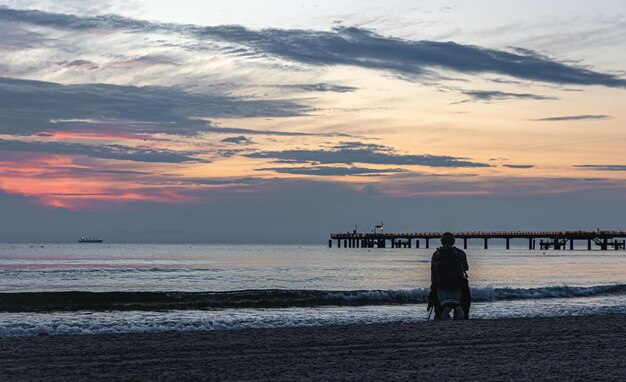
[3,298,626,337]
[1,284,625,312]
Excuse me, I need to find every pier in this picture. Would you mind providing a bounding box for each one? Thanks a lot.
[329,230,626,250]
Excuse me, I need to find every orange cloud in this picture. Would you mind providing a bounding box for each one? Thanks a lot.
[0,154,197,210]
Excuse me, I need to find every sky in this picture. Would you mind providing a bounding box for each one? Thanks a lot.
[1,0,625,243]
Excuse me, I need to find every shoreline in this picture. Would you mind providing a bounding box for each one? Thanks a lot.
[1,314,624,381]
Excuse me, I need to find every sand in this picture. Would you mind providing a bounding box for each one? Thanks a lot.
[1,314,625,381]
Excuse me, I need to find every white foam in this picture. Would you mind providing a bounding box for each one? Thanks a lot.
[2,294,626,337]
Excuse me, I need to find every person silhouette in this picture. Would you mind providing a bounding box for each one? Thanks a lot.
[429,232,470,320]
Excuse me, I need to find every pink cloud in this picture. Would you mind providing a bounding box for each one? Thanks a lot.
[0,154,197,210]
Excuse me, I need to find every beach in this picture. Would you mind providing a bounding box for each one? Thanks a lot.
[1,314,624,381]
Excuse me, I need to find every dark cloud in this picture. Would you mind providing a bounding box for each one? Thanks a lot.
[246,142,490,168]
[61,168,150,175]
[59,59,99,70]
[203,125,350,138]
[0,6,159,31]
[487,78,524,85]
[503,164,535,169]
[258,166,407,176]
[530,115,611,122]
[142,177,264,186]
[2,7,625,88]
[181,177,263,185]
[221,136,253,145]
[0,77,305,136]
[216,148,246,158]
[461,90,555,102]
[198,26,626,88]
[333,141,392,152]
[576,165,626,171]
[274,83,358,93]
[130,55,180,66]
[0,139,203,163]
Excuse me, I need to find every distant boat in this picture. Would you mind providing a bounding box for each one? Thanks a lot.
[78,237,103,243]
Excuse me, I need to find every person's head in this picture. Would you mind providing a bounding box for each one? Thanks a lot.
[441,232,455,246]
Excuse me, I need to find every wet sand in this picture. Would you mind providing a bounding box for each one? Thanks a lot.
[1,314,624,381]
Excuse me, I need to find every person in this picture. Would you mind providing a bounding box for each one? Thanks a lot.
[428,232,470,320]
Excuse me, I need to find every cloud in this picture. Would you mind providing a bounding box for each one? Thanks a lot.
[0,77,305,136]
[246,141,490,168]
[0,22,49,51]
[530,115,611,122]
[503,164,535,169]
[2,7,625,88]
[0,6,158,31]
[460,90,555,102]
[58,59,99,70]
[257,166,407,176]
[106,55,180,67]
[0,139,203,163]
[0,151,270,209]
[221,136,253,145]
[333,141,392,151]
[76,169,150,175]
[576,165,626,171]
[274,83,358,93]
[202,125,350,138]
[140,177,265,186]
[198,25,626,88]
[207,126,349,138]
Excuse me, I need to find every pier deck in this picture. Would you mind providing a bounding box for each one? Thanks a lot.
[329,230,626,250]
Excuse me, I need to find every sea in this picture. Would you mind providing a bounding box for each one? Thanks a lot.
[1,243,625,336]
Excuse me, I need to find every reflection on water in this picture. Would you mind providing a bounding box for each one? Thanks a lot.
[0,244,625,292]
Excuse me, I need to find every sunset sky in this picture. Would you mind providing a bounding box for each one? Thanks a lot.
[1,0,625,242]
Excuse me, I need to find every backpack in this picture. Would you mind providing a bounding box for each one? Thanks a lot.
[434,246,465,289]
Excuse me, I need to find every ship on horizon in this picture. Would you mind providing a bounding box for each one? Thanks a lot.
[78,237,103,243]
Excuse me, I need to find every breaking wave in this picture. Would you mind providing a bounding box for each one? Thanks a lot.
[1,284,625,312]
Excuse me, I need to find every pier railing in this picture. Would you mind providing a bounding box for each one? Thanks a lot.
[329,230,626,250]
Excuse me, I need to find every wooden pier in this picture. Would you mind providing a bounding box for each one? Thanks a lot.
[329,230,626,250]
